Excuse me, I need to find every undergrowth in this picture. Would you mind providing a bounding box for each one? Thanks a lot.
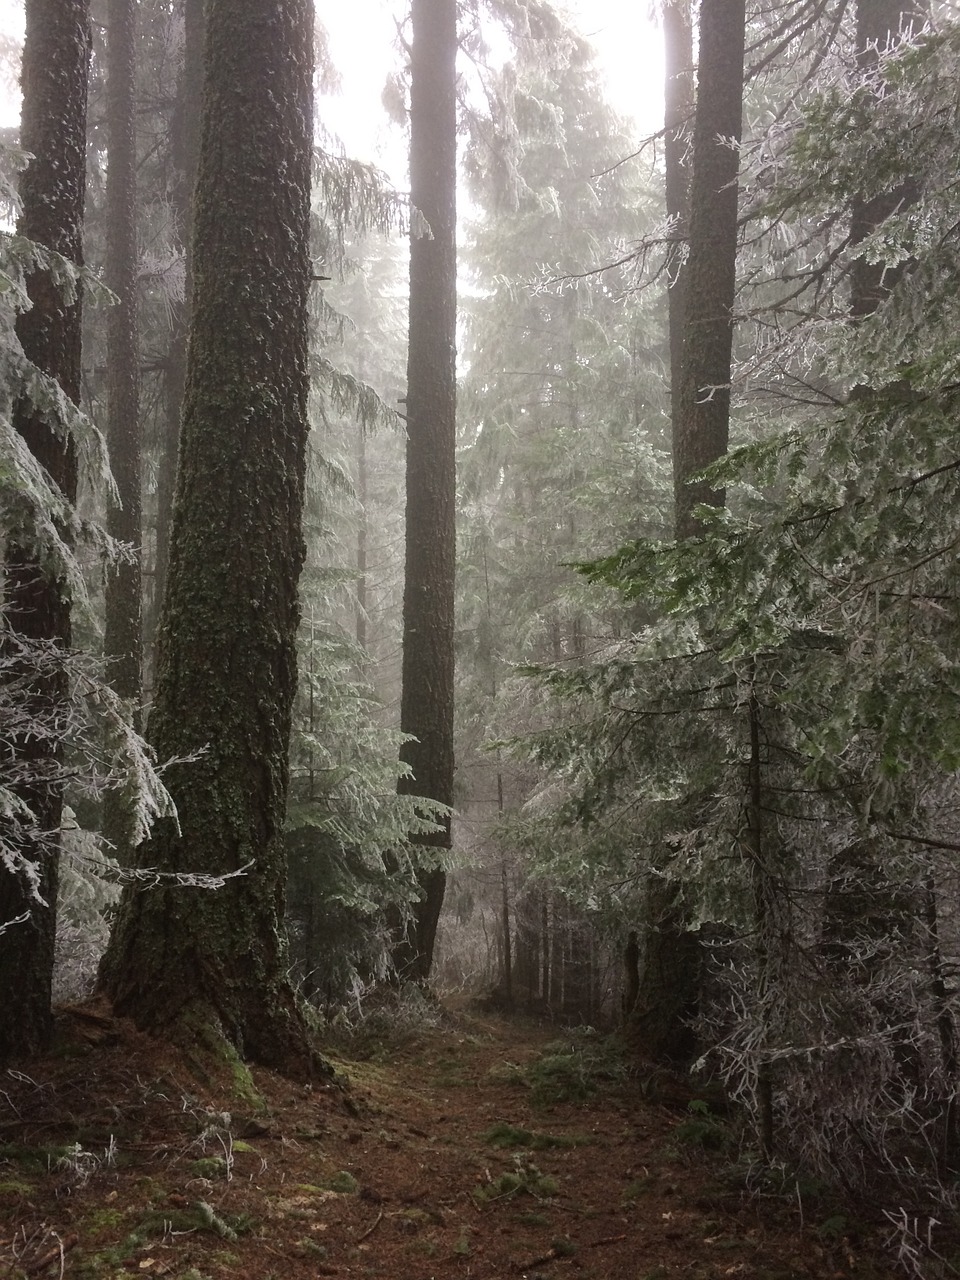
[516,1030,628,1107]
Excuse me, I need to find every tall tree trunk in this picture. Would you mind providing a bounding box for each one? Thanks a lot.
[499,850,513,1005]
[393,0,457,983]
[631,0,746,1065]
[664,0,694,436]
[356,423,368,654]
[0,0,91,1062]
[99,0,323,1077]
[673,0,746,539]
[102,0,142,859]
[541,893,552,1007]
[151,0,203,672]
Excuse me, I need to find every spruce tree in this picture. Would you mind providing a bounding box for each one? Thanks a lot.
[394,0,458,982]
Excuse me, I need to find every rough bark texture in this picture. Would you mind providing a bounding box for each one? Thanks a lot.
[672,0,746,540]
[102,0,142,857]
[99,0,323,1077]
[0,0,90,1062]
[394,0,457,983]
[152,0,203,663]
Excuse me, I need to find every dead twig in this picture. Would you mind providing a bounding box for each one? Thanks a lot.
[357,1209,383,1242]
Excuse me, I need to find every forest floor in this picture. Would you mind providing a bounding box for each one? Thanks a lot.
[0,997,907,1280]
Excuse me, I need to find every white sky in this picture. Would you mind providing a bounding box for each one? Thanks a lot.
[0,1,665,171]
[320,1,665,177]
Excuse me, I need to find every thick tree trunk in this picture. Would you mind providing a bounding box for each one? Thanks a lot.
[393,0,457,983]
[0,0,90,1063]
[99,0,323,1077]
[102,0,142,859]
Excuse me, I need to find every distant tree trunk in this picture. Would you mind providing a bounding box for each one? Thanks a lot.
[0,0,90,1062]
[664,0,694,434]
[541,894,552,1007]
[622,929,640,1020]
[393,0,457,983]
[514,887,540,1002]
[152,0,203,666]
[99,0,323,1076]
[499,850,513,1005]
[102,0,142,859]
[356,424,368,654]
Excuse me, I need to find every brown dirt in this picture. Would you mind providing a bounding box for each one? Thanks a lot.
[0,999,900,1280]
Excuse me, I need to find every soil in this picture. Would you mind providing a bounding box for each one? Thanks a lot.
[0,998,901,1280]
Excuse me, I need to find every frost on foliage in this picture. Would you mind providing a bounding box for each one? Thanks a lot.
[0,618,179,912]
[500,15,960,1213]
[0,135,177,951]
[0,220,120,621]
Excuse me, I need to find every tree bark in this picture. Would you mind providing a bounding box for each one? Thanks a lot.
[152,0,204,666]
[664,0,694,439]
[0,0,91,1062]
[102,0,142,859]
[393,0,457,983]
[673,0,746,539]
[99,0,323,1077]
[631,0,746,1066]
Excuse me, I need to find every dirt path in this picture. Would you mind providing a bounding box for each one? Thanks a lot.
[0,1003,895,1279]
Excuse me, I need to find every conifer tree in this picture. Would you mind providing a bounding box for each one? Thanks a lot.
[393,0,458,982]
[0,0,91,1061]
[99,0,322,1073]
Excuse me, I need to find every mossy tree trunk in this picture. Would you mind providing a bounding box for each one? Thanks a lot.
[393,0,457,983]
[99,0,323,1077]
[0,0,90,1062]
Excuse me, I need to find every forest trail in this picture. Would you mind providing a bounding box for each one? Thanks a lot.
[0,1001,897,1280]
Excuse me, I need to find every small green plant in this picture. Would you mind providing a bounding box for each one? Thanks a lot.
[516,1211,551,1227]
[672,1100,728,1151]
[189,1156,229,1179]
[324,1169,359,1193]
[817,1213,848,1241]
[486,1061,526,1086]
[453,1229,472,1256]
[296,1239,328,1258]
[621,1174,657,1203]
[483,1121,583,1150]
[523,1036,627,1108]
[474,1156,559,1204]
